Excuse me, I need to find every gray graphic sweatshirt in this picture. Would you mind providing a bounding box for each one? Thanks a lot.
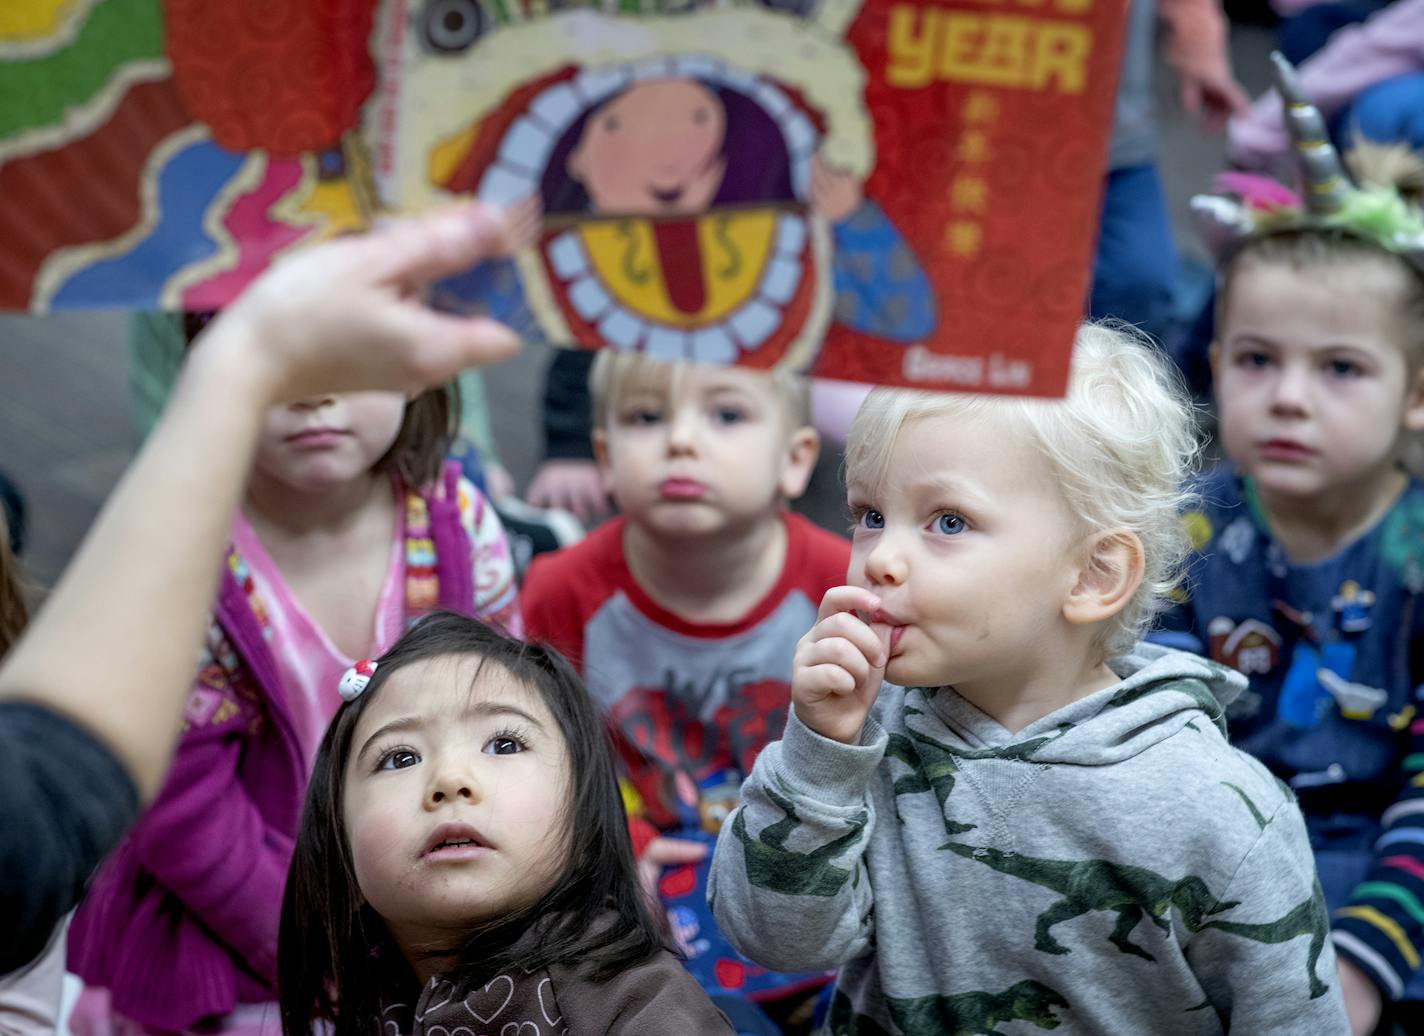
[708,645,1349,1035]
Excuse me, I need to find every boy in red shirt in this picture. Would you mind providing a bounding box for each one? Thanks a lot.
[522,352,848,1027]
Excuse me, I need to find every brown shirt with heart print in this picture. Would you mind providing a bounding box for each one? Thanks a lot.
[381,948,734,1035]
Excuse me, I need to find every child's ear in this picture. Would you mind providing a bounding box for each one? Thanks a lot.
[1207,341,1222,384]
[779,426,820,501]
[1063,530,1145,627]
[1404,366,1424,433]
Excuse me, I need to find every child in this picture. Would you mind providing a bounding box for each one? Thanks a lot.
[277,610,733,1035]
[708,323,1349,1034]
[68,335,522,1033]
[1161,56,1424,1035]
[521,352,848,1024]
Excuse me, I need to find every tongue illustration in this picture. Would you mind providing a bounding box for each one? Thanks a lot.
[652,220,706,315]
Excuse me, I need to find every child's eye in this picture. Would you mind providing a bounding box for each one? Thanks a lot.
[376,747,420,771]
[1236,350,1272,369]
[858,509,885,531]
[622,408,662,426]
[712,405,747,425]
[1325,358,1363,378]
[483,730,529,756]
[934,512,967,535]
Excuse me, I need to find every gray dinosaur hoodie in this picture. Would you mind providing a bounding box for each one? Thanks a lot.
[709,644,1350,1035]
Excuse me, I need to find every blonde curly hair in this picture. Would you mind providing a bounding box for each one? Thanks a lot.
[845,321,1201,657]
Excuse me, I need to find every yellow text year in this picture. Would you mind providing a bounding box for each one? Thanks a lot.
[887,7,1093,94]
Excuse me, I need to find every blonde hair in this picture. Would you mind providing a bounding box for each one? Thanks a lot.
[845,322,1201,656]
[588,351,812,430]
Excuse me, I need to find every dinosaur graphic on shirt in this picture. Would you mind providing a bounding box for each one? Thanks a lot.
[1199,880,1334,999]
[731,785,867,897]
[939,842,1240,961]
[1106,676,1227,733]
[942,842,1333,998]
[827,980,1069,1035]
[883,706,1067,837]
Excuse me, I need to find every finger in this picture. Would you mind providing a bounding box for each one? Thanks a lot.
[646,837,709,865]
[369,305,521,386]
[804,637,871,685]
[817,585,881,623]
[809,612,886,666]
[351,202,509,287]
[799,662,859,697]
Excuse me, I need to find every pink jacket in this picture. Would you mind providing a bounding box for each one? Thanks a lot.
[1228,0,1424,168]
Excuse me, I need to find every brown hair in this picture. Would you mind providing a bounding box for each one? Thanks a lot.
[183,311,459,487]
[1217,231,1424,371]
[0,516,27,660]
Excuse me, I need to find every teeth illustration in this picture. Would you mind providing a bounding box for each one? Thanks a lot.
[497,117,557,176]
[598,307,648,350]
[569,276,614,321]
[548,232,586,279]
[528,83,582,131]
[481,55,820,359]
[728,299,779,350]
[645,325,691,360]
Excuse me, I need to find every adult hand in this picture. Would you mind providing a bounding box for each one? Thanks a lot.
[1338,959,1383,1036]
[1179,64,1250,134]
[792,586,889,745]
[202,201,521,409]
[526,459,612,524]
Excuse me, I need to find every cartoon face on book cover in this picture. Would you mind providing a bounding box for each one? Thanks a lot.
[1,0,1124,395]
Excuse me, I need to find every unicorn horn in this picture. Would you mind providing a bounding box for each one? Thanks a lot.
[1190,194,1256,264]
[1271,50,1354,215]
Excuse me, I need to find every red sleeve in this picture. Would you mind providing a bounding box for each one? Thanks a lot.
[785,513,852,599]
[521,551,591,669]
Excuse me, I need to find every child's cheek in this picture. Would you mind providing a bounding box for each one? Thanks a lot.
[347,802,410,888]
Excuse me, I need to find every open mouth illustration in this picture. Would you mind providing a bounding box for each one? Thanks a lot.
[454,53,832,365]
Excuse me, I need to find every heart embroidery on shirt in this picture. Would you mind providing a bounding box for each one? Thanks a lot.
[464,975,515,1023]
[417,981,455,1021]
[499,1024,540,1036]
[536,978,563,1027]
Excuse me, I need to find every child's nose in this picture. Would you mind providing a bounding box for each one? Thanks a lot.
[289,394,337,412]
[863,539,908,587]
[425,763,481,808]
[666,407,700,453]
[1269,365,1312,414]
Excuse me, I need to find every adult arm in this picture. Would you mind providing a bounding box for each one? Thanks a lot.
[0,205,520,966]
[1159,0,1247,130]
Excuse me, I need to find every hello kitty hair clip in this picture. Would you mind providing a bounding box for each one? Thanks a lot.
[339,659,377,702]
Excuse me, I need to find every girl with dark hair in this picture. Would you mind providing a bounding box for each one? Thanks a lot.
[67,340,523,1034]
[278,611,733,1035]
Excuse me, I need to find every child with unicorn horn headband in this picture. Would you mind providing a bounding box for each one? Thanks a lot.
[1158,50,1424,1036]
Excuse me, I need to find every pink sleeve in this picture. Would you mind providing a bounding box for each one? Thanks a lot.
[128,680,292,984]
[458,477,523,638]
[1228,0,1424,168]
